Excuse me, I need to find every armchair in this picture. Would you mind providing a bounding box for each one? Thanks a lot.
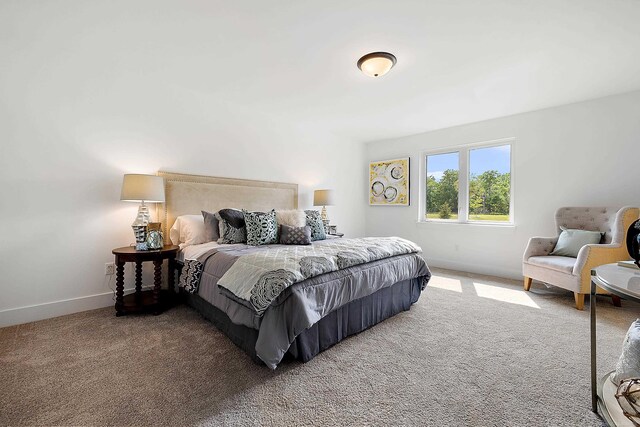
[522,206,639,310]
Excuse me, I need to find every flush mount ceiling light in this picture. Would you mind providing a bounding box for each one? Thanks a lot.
[357,52,397,77]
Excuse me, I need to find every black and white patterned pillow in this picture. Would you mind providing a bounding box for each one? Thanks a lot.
[305,210,326,241]
[280,225,312,245]
[243,209,278,246]
[216,208,246,244]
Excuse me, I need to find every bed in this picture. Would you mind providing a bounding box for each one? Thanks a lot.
[158,171,431,369]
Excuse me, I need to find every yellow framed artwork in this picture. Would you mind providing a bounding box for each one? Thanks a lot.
[369,157,410,206]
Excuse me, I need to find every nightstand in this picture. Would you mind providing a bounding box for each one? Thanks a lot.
[111,245,179,316]
[329,233,344,238]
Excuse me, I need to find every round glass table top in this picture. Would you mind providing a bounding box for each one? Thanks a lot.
[593,263,640,301]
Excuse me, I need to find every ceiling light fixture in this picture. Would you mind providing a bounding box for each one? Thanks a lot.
[357,52,397,77]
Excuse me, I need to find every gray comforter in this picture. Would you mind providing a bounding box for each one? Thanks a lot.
[181,238,431,369]
[217,236,422,314]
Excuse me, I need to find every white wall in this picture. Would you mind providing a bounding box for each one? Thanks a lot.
[365,90,640,279]
[0,103,365,326]
[0,13,366,327]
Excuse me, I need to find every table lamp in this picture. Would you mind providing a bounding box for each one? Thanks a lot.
[120,174,165,250]
[313,189,334,227]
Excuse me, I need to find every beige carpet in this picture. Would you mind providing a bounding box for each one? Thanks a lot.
[1,268,636,426]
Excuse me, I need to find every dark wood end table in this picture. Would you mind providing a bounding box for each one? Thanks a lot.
[111,245,179,316]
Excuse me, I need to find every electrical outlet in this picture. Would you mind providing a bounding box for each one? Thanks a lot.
[105,262,115,275]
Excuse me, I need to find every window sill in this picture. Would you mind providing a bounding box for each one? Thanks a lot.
[416,220,516,228]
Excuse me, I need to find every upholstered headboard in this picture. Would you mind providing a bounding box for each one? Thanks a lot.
[156,171,298,243]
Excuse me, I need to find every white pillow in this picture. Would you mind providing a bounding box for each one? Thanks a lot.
[275,210,306,228]
[169,215,207,247]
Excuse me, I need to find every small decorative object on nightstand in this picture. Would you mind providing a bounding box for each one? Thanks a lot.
[145,222,164,250]
[120,174,165,250]
[111,245,179,316]
[314,189,334,230]
[327,225,343,237]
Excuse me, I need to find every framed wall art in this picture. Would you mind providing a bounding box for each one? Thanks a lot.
[369,157,410,206]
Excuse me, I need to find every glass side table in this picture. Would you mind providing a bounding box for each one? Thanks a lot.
[590,263,640,426]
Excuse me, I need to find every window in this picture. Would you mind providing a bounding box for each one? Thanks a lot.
[426,152,459,220]
[468,145,511,222]
[422,140,513,224]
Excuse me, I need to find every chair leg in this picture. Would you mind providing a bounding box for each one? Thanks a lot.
[524,277,532,291]
[574,293,585,310]
[612,295,622,307]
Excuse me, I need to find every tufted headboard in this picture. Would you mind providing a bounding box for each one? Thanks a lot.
[156,171,298,244]
[554,206,639,244]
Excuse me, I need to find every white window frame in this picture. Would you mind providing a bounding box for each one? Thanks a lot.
[418,137,515,226]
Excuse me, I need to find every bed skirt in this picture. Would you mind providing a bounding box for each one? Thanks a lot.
[184,277,423,366]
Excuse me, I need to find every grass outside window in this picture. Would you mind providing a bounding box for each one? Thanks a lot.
[425,213,509,222]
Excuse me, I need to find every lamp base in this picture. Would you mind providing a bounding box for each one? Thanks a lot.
[321,205,329,222]
[321,206,330,233]
[132,202,151,227]
[132,225,148,250]
[132,202,150,250]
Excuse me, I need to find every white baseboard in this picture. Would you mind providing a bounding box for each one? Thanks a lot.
[426,257,522,281]
[0,287,148,328]
[1,260,521,328]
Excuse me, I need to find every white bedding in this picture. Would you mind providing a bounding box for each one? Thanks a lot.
[178,241,221,261]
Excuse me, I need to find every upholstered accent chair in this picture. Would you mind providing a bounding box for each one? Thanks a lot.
[522,206,639,310]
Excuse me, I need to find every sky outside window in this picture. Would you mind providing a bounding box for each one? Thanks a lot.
[469,145,510,175]
[427,146,510,180]
[426,152,458,181]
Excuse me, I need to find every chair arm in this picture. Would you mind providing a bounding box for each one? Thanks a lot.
[523,237,558,261]
[573,243,628,276]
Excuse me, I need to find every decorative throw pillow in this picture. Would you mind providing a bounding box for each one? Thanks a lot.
[216,208,246,244]
[201,210,220,242]
[305,210,326,241]
[243,209,278,246]
[613,319,640,385]
[550,227,603,257]
[275,209,307,228]
[169,215,207,246]
[279,225,312,245]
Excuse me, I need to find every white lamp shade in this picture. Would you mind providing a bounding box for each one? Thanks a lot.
[313,189,334,206]
[120,174,165,203]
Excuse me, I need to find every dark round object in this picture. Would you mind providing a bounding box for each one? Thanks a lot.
[627,219,640,267]
[371,181,385,197]
[616,377,640,425]
[390,165,404,180]
[384,186,398,202]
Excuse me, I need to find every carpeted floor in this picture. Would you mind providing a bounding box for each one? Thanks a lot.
[1,268,636,426]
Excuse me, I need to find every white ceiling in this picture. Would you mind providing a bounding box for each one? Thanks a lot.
[4,0,640,143]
